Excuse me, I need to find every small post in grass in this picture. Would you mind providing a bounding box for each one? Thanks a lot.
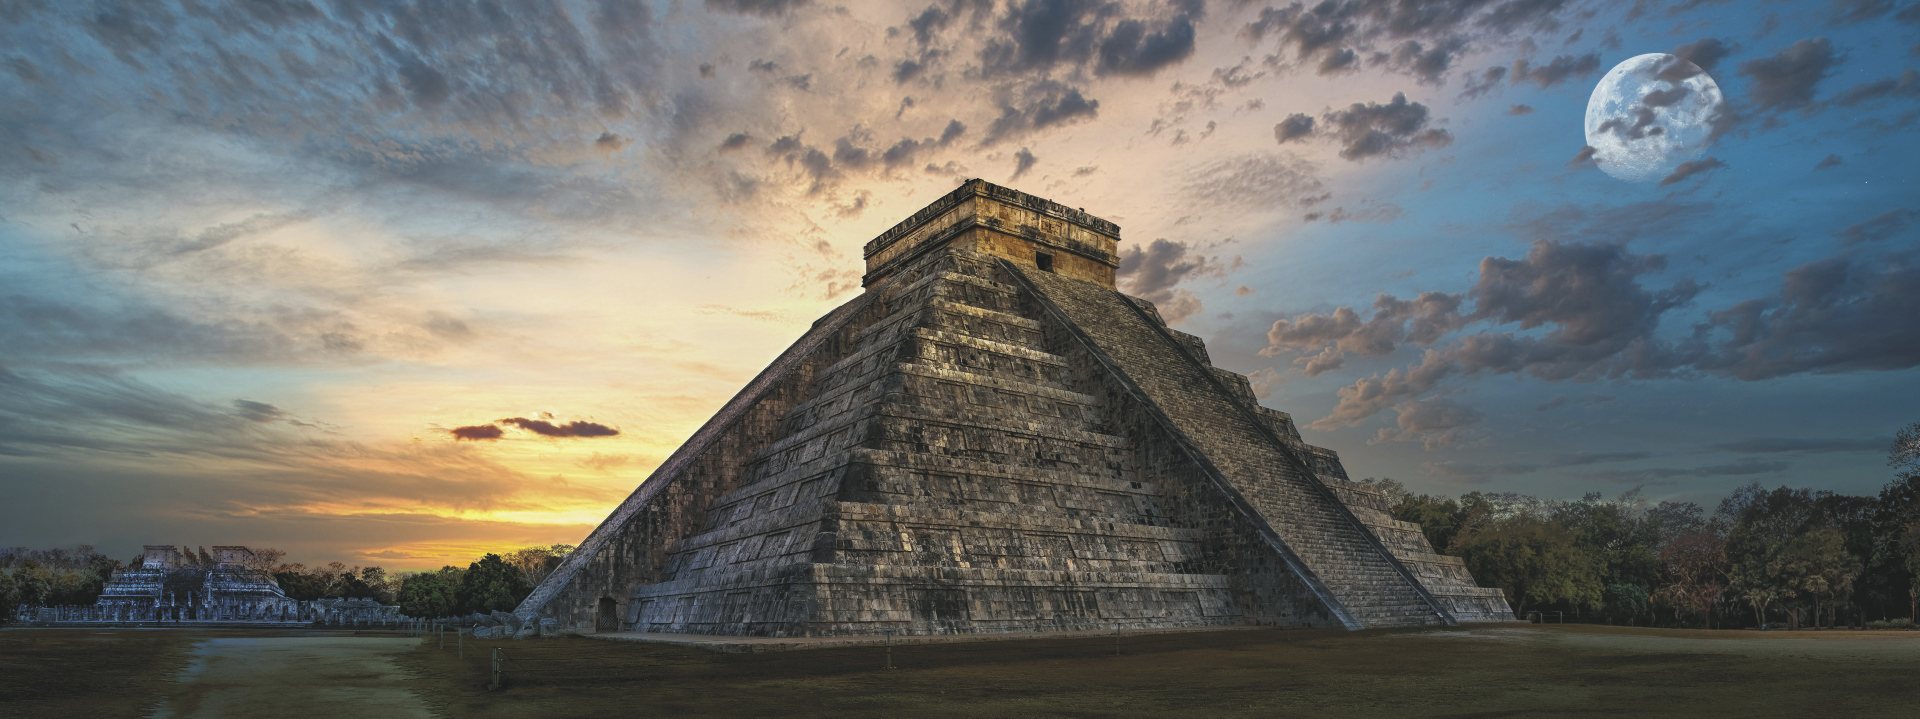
[439,624,445,650]
[885,630,894,670]
[489,647,501,690]
[1114,624,1121,656]
[458,627,464,659]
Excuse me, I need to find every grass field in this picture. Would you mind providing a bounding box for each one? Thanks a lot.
[397,624,1920,718]
[3,624,1916,718]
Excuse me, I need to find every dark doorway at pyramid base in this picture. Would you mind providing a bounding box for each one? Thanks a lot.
[518,181,1514,637]
[597,597,619,632]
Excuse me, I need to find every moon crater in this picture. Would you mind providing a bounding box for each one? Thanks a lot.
[1584,54,1726,183]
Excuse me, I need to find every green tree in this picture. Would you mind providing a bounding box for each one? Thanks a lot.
[11,562,55,607]
[0,571,18,624]
[1877,423,1920,621]
[1557,490,1663,622]
[1652,525,1729,628]
[1396,495,1469,553]
[397,567,466,618]
[1453,517,1602,616]
[1730,540,1787,628]
[504,545,576,588]
[458,554,532,614]
[1723,484,1816,628]
[1603,583,1650,624]
[1779,526,1862,628]
[274,570,331,601]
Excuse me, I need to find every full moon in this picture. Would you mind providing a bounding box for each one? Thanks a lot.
[1583,54,1725,183]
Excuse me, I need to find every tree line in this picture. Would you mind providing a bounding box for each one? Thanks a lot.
[1373,422,1920,629]
[0,543,573,623]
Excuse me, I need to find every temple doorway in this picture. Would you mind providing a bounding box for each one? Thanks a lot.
[597,597,619,632]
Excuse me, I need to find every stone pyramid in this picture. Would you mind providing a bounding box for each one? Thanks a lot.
[514,180,1512,637]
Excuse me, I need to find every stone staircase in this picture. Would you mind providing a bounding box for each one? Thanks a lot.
[1006,260,1452,629]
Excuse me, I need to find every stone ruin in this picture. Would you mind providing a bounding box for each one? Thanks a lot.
[12,544,404,628]
[510,180,1513,639]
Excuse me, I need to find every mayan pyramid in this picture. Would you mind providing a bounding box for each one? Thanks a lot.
[513,180,1513,637]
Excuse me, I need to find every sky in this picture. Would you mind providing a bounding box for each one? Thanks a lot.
[1,0,1915,571]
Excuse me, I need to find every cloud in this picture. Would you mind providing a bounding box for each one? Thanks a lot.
[1568,458,1790,484]
[1567,145,1597,168]
[1422,461,1544,481]
[1272,239,1705,437]
[574,452,633,472]
[1117,239,1224,324]
[498,417,620,438]
[1829,0,1897,23]
[1533,393,1615,411]
[706,0,810,17]
[1265,291,1466,366]
[593,132,630,153]
[450,424,505,441]
[1422,450,1654,481]
[1180,153,1328,211]
[1833,208,1915,245]
[1553,451,1654,466]
[1658,38,1731,82]
[1738,38,1837,113]
[1369,399,1481,449]
[1510,53,1601,89]
[1658,157,1726,186]
[1274,113,1316,143]
[1320,93,1453,161]
[1243,0,1575,84]
[1508,104,1534,116]
[447,416,620,440]
[982,81,1101,145]
[1708,436,1894,454]
[1321,203,1405,223]
[1381,39,1463,85]
[972,0,1200,79]
[1095,13,1199,77]
[1460,66,1509,100]
[1814,153,1844,170]
[232,400,289,423]
[1832,69,1920,107]
[1693,254,1920,380]
[1012,147,1039,179]
[1292,241,1920,442]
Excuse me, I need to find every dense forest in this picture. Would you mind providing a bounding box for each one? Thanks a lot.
[1373,421,1920,629]
[5,423,1916,628]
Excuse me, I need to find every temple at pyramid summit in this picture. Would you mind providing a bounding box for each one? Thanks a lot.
[512,180,1514,637]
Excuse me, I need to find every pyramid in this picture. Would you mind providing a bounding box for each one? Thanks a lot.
[514,180,1513,637]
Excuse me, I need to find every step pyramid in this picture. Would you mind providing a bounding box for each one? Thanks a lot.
[513,180,1513,637]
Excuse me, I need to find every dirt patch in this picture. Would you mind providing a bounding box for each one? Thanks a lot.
[396,624,1920,718]
[152,636,433,718]
[0,628,425,719]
